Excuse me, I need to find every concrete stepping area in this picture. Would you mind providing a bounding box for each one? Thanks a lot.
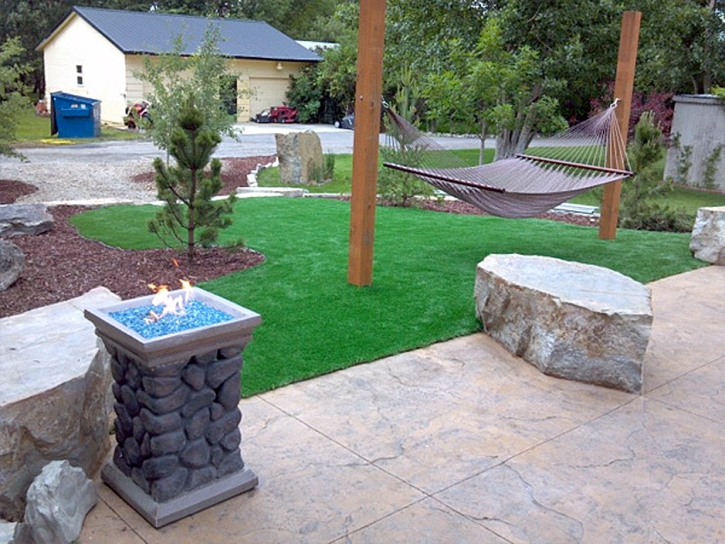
[6,266,724,543]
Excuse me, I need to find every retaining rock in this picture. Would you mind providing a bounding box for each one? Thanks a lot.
[474,254,652,393]
[12,461,96,544]
[275,131,324,184]
[690,206,725,265]
[0,240,24,292]
[0,204,54,238]
[0,287,118,521]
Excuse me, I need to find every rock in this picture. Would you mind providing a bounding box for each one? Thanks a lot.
[0,287,118,521]
[12,461,96,544]
[275,131,324,184]
[0,204,54,238]
[474,254,652,393]
[0,521,17,544]
[0,240,24,292]
[690,206,725,265]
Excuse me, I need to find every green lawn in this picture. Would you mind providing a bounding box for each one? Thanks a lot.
[71,198,707,397]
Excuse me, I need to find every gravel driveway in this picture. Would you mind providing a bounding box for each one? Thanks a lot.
[0,124,480,205]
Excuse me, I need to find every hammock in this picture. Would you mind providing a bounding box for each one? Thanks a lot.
[382,103,633,218]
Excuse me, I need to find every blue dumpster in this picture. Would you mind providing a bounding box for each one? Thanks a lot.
[50,92,101,138]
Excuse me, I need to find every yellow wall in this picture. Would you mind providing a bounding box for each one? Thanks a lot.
[42,15,127,124]
[125,56,309,123]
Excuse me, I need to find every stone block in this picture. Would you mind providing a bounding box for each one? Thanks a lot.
[0,204,54,237]
[0,287,118,522]
[690,206,725,265]
[474,254,652,393]
[275,131,324,184]
[0,240,24,292]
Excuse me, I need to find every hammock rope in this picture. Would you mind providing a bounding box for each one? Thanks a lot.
[382,102,633,218]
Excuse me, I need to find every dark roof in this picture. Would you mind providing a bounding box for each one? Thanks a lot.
[40,6,321,63]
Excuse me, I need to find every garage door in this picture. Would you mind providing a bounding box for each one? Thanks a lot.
[249,77,290,118]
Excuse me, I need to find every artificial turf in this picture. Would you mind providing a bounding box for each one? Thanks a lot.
[72,198,707,396]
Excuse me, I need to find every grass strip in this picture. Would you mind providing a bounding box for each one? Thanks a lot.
[72,198,707,396]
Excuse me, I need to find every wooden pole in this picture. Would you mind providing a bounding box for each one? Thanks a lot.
[599,11,641,240]
[347,0,387,286]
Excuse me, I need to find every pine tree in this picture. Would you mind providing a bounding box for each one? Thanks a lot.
[148,96,236,262]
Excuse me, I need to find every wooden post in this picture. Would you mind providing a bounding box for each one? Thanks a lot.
[599,11,641,240]
[347,0,387,286]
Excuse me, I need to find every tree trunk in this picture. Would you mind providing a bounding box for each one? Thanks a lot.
[478,119,487,165]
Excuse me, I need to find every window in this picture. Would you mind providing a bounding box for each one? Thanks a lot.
[76,65,83,86]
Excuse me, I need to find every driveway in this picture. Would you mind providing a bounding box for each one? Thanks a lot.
[2,123,482,165]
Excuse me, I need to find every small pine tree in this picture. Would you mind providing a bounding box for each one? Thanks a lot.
[619,111,691,232]
[148,96,236,262]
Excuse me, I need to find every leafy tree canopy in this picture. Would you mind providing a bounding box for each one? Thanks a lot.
[0,37,31,159]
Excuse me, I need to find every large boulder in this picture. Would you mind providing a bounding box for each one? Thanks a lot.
[12,461,96,544]
[0,241,24,292]
[690,206,725,265]
[0,204,54,238]
[275,131,324,184]
[0,287,119,522]
[474,254,652,393]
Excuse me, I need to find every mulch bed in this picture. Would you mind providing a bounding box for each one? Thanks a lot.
[0,155,597,318]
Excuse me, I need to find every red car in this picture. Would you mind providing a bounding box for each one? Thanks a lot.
[253,105,298,123]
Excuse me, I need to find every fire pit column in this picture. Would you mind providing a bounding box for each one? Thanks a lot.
[85,288,261,528]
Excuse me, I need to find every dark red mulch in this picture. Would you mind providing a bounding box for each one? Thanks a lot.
[132,156,277,195]
[0,154,276,319]
[0,205,265,319]
[0,179,38,204]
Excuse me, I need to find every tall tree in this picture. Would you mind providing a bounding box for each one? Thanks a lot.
[0,38,31,159]
[632,0,725,94]
[422,18,567,161]
[136,25,238,155]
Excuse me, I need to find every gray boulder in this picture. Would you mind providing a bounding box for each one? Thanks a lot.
[0,288,118,522]
[0,204,54,238]
[0,240,24,291]
[475,254,652,393]
[690,206,725,265]
[275,131,324,184]
[12,461,96,544]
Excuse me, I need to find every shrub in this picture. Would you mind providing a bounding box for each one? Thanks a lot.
[378,144,436,207]
[619,111,692,232]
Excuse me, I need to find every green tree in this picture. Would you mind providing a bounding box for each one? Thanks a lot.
[0,37,31,159]
[633,0,725,94]
[286,2,359,122]
[422,19,567,161]
[136,24,238,156]
[148,96,236,263]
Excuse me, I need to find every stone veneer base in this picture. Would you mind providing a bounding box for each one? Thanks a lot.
[102,463,258,528]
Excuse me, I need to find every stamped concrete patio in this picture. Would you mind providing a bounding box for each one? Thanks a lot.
[79,265,724,543]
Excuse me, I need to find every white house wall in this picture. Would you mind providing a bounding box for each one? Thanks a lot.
[43,15,127,124]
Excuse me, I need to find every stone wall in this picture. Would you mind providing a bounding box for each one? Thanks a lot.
[107,344,247,503]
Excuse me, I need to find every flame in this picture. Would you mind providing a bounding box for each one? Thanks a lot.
[144,280,194,324]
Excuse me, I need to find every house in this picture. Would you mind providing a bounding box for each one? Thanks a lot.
[36,6,322,124]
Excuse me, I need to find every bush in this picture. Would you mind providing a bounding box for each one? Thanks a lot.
[378,144,437,207]
[619,111,691,232]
